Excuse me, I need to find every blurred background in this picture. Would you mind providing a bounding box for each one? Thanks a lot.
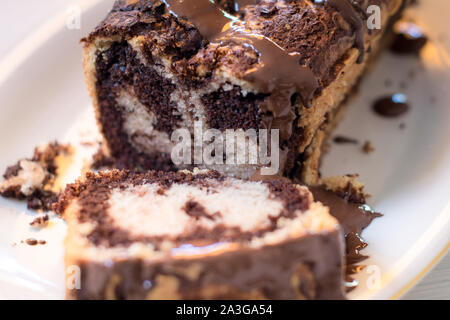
[1,0,448,300]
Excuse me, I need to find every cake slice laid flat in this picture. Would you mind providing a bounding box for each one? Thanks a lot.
[83,0,406,183]
[56,169,345,300]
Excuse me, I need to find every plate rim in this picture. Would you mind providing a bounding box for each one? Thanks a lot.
[0,0,448,300]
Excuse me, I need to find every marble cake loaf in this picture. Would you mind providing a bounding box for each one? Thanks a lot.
[57,169,345,300]
[83,0,405,183]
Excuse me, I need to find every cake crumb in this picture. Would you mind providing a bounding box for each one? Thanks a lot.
[362,141,375,154]
[0,142,72,211]
[30,214,49,228]
[333,136,359,145]
[26,238,38,246]
[24,238,46,246]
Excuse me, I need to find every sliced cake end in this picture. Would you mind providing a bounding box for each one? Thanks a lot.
[57,169,345,300]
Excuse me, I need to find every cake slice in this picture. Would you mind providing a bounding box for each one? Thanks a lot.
[82,0,406,183]
[56,169,345,300]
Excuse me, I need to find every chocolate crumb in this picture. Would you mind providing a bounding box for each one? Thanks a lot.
[373,94,409,118]
[362,141,374,154]
[399,123,406,130]
[391,21,428,55]
[26,238,38,246]
[30,215,49,227]
[27,191,59,212]
[333,136,359,145]
[24,238,46,246]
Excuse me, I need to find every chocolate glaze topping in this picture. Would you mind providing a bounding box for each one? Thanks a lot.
[225,25,319,138]
[163,0,230,41]
[162,0,371,139]
[164,0,319,140]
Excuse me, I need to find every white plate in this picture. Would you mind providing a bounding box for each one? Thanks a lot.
[0,0,449,300]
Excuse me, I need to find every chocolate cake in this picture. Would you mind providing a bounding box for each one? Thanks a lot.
[83,0,406,183]
[57,169,345,300]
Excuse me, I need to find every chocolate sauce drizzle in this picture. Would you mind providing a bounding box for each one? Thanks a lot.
[163,0,319,140]
[163,0,367,140]
[222,23,319,139]
[309,186,382,291]
[164,0,231,41]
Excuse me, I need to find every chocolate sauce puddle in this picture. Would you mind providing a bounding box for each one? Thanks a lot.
[309,186,382,291]
[163,0,367,139]
[253,172,382,290]
[309,186,381,235]
[248,178,381,291]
